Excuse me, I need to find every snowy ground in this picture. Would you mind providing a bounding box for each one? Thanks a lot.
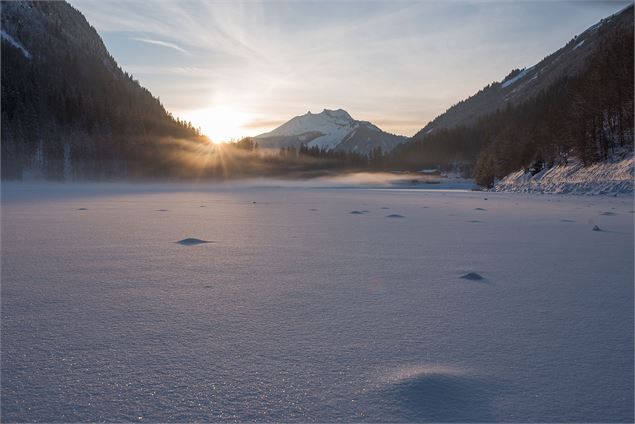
[1,182,633,422]
[493,153,634,195]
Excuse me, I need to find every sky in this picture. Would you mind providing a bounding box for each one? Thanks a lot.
[71,0,630,142]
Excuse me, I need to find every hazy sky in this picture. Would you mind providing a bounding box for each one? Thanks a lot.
[72,0,629,142]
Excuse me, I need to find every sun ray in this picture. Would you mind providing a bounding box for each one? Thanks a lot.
[182,106,250,143]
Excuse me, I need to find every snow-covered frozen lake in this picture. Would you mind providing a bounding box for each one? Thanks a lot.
[2,182,633,422]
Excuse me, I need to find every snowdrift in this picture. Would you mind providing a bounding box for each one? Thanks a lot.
[493,153,634,195]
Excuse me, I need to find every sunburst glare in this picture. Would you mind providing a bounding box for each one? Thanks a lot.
[184,106,250,144]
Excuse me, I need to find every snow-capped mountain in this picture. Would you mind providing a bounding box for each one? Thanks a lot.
[255,109,406,155]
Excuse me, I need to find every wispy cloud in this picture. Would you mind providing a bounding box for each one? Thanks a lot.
[71,0,632,139]
[131,37,188,54]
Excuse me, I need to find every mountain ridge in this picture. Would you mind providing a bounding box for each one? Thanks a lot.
[411,4,634,141]
[255,108,406,155]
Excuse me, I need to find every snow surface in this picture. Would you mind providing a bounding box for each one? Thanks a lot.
[573,39,586,50]
[1,182,633,422]
[494,153,634,195]
[500,67,533,88]
[1,30,32,59]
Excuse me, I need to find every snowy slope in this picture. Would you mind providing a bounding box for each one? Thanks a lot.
[255,109,406,154]
[258,109,357,150]
[500,66,533,89]
[493,153,634,195]
[1,30,32,59]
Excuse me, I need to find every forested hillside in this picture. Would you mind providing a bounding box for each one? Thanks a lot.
[389,5,634,187]
[1,1,205,180]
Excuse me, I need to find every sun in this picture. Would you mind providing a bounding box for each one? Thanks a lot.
[185,106,250,144]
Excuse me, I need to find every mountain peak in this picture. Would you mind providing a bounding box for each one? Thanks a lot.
[255,108,405,154]
[320,108,352,119]
[300,108,353,121]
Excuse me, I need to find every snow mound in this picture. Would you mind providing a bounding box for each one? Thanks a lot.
[461,272,484,281]
[376,364,496,422]
[176,238,212,246]
[493,153,634,195]
[380,364,467,385]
